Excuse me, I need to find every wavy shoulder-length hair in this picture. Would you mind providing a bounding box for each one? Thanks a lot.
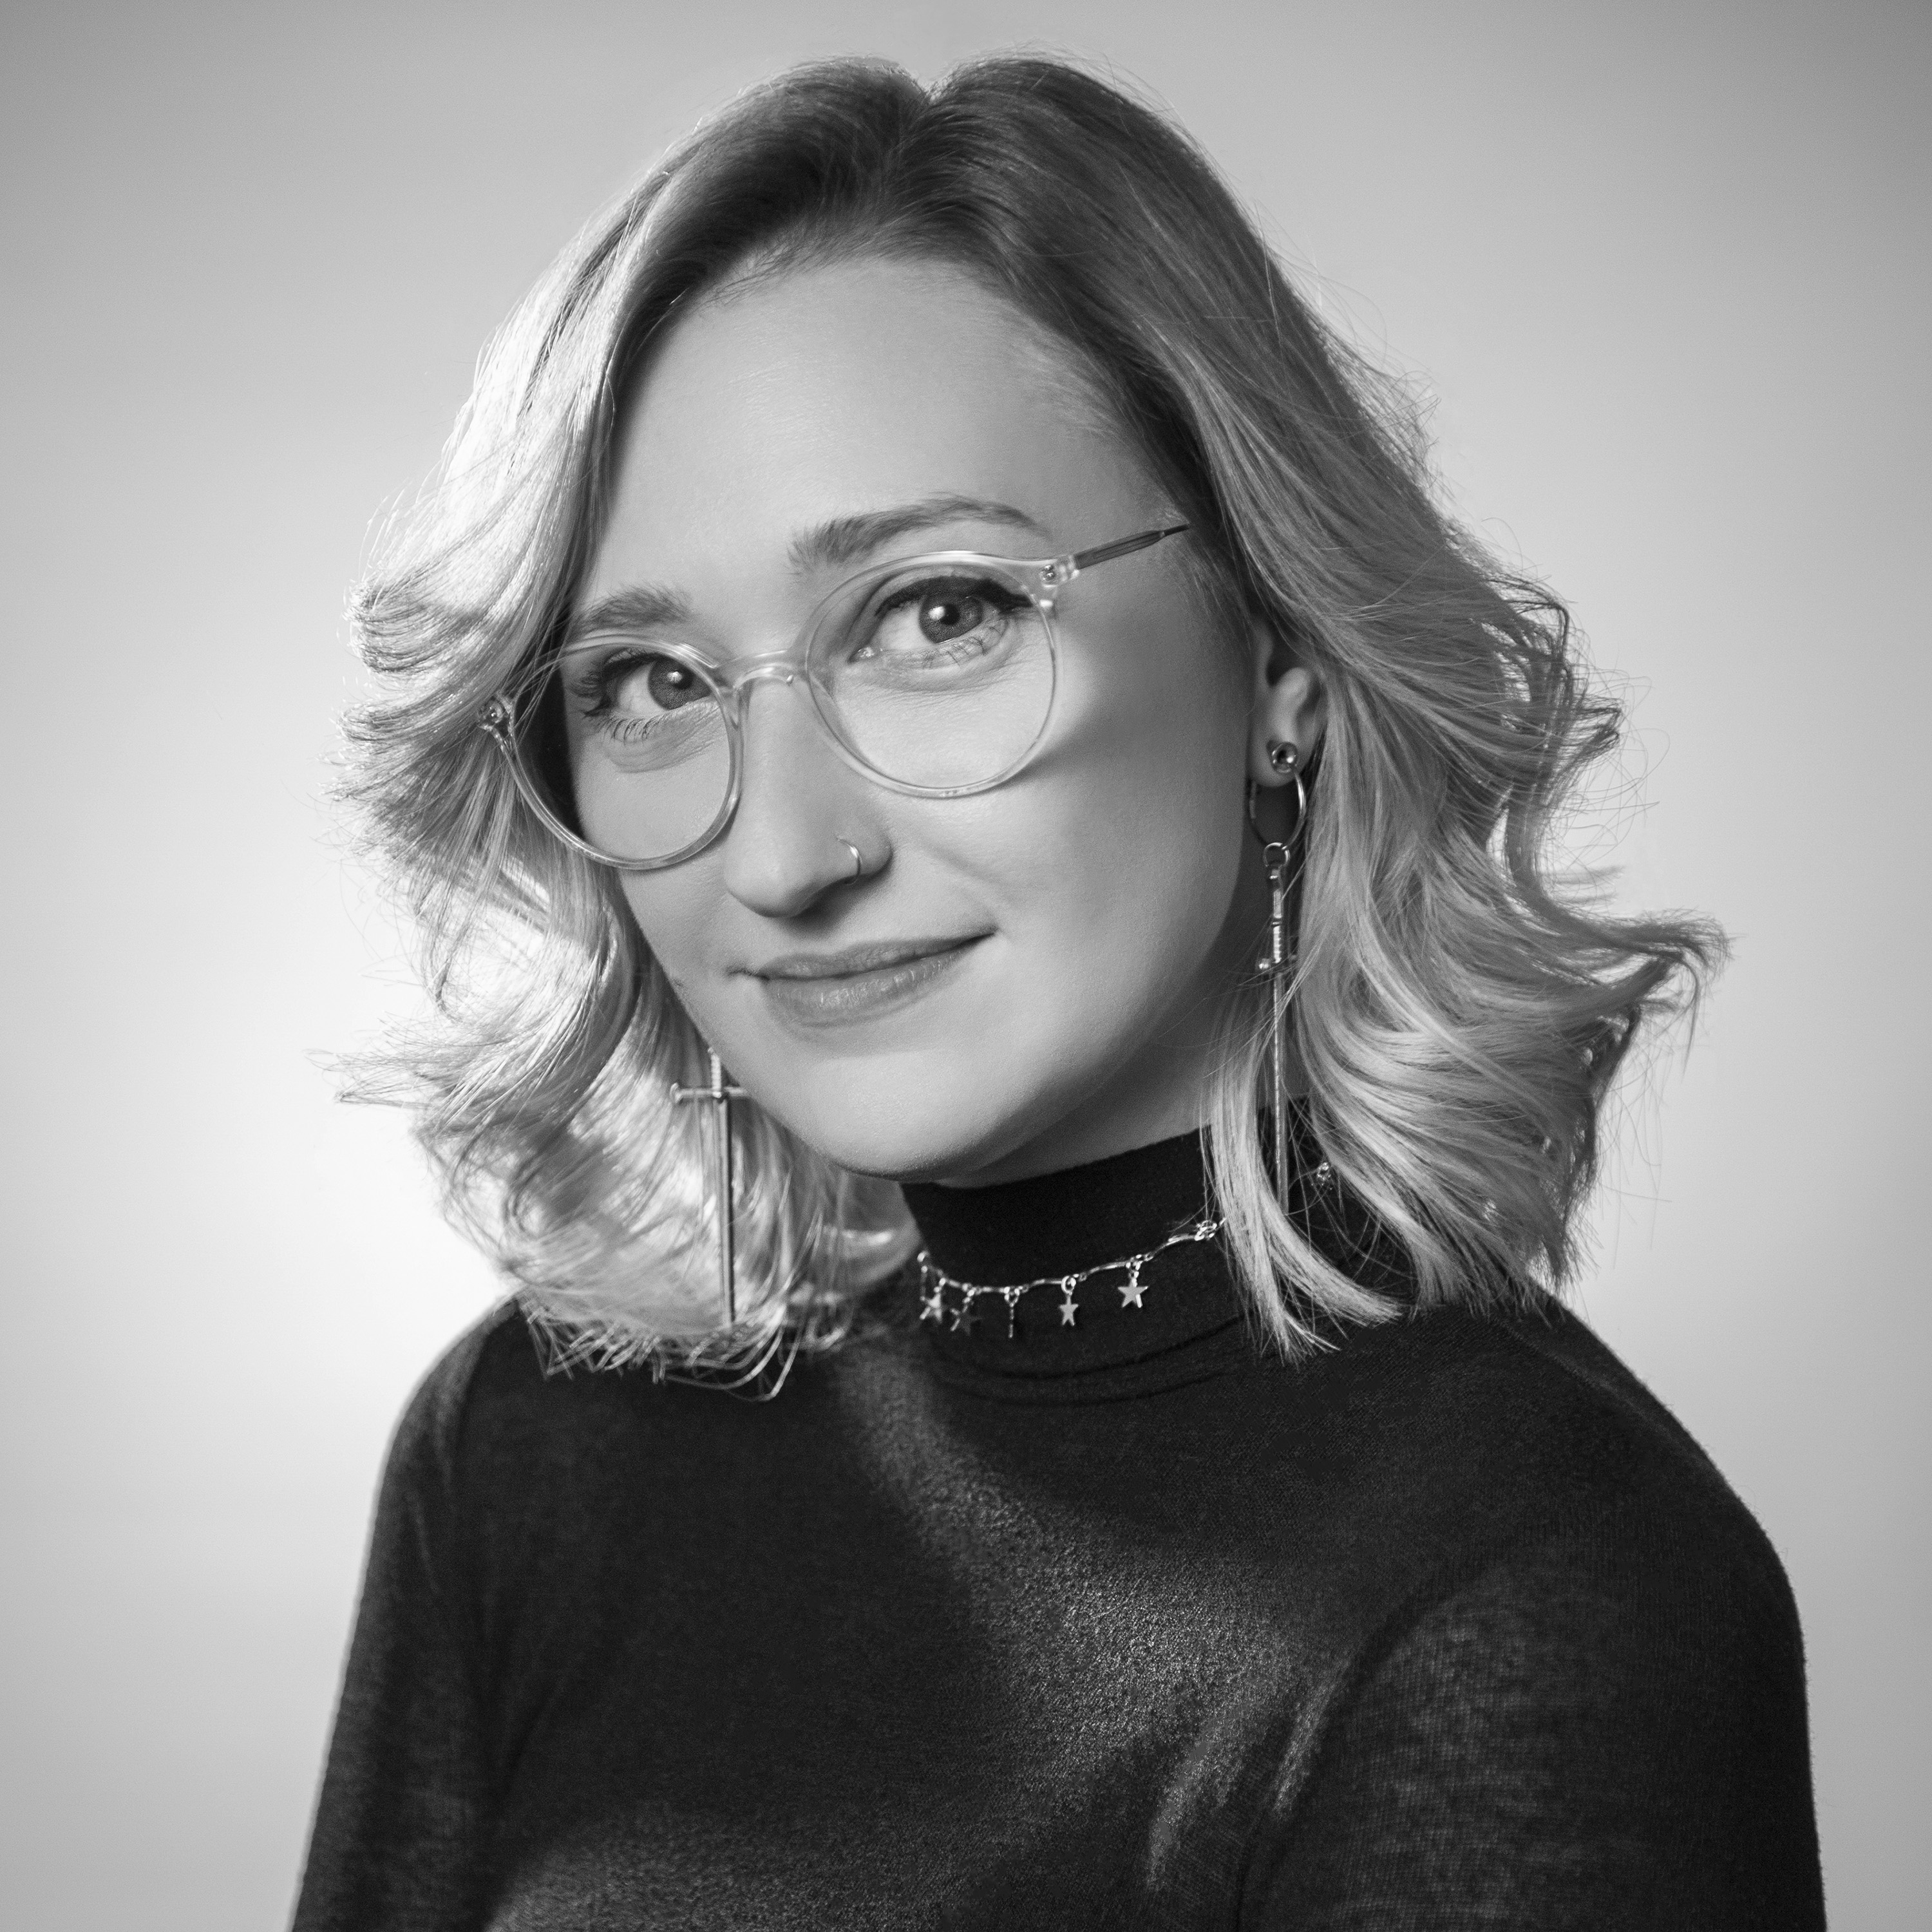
[345,53,1719,1374]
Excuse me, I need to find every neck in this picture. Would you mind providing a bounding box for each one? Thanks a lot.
[901,1124,1242,1372]
[933,1091,1214,1189]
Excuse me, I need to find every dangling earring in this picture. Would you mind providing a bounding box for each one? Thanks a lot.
[1249,739,1309,1208]
[672,1046,744,1323]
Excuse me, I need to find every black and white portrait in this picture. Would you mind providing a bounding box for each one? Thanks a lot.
[3,5,1924,1927]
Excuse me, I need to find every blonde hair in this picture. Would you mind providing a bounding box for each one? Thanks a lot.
[343,54,1721,1372]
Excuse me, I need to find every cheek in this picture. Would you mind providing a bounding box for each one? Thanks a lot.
[980,615,1249,971]
[1063,603,1244,848]
[616,869,717,987]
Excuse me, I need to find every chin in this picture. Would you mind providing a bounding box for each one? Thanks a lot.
[759,1046,1044,1185]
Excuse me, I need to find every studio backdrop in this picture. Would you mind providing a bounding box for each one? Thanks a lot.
[1,3,1924,1927]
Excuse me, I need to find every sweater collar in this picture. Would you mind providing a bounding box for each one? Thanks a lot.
[897,1117,1412,1381]
[898,1129,1245,1376]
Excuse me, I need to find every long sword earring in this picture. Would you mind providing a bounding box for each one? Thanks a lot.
[672,1046,744,1323]
[1249,739,1309,1207]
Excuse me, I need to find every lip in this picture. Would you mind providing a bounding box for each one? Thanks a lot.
[748,934,987,1026]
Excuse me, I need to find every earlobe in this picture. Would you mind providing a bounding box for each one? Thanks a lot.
[1247,633,1326,787]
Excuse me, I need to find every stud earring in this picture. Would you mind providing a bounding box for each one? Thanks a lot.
[1253,741,1309,1207]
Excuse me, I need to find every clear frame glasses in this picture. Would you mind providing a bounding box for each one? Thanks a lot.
[480,521,1189,871]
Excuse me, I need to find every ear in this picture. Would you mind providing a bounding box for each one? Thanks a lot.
[1245,616,1325,786]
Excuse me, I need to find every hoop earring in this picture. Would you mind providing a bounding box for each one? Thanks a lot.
[1251,740,1309,1206]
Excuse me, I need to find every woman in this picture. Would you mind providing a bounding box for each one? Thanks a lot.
[295,55,1824,1929]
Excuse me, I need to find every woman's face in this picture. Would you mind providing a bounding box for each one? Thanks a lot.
[582,258,1304,1186]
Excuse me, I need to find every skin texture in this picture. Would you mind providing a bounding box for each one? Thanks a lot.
[582,259,1320,1186]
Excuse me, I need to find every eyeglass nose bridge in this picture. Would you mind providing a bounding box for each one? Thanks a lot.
[706,653,815,753]
[707,650,854,790]
[714,651,806,701]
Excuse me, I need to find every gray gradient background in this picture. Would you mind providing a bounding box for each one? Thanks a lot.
[2,2,1925,1926]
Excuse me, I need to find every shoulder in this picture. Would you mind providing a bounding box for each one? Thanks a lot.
[386,1299,533,1468]
[1228,1307,1820,1918]
[383,1298,840,1544]
[1327,1301,1757,1522]
[1220,1300,1797,1645]
[1253,1470,1822,1923]
[1346,1302,1803,1663]
[377,1300,585,1528]
[1244,1312,1823,1920]
[374,1300,673,1596]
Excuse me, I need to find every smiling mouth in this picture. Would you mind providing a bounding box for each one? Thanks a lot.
[750,936,987,1025]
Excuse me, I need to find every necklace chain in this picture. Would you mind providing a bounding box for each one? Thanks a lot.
[916,1216,1224,1340]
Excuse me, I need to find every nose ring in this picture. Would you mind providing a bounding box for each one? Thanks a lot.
[838,838,866,882]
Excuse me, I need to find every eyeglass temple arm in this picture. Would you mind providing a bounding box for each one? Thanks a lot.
[1066,521,1191,573]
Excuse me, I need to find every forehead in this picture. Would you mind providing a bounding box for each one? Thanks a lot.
[587,260,1142,600]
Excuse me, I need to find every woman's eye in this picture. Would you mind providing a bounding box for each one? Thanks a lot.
[569,650,705,719]
[862,577,1023,660]
[611,656,704,714]
[914,589,990,643]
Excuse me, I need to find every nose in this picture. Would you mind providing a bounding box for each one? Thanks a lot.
[720,677,884,918]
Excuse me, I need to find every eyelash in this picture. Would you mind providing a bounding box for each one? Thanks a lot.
[566,650,645,717]
[872,576,1028,621]
[858,580,1030,663]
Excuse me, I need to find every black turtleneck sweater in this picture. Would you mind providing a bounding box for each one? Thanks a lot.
[291,1132,1823,1929]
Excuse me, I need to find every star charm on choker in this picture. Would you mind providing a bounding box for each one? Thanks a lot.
[916,1217,1222,1340]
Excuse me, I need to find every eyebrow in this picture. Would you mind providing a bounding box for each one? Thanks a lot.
[560,583,692,647]
[788,493,1048,574]
[561,494,1050,647]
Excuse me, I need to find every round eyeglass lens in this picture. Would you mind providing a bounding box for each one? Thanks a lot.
[511,643,732,866]
[807,558,1056,792]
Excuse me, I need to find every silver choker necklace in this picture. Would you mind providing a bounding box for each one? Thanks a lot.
[916,1216,1225,1340]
